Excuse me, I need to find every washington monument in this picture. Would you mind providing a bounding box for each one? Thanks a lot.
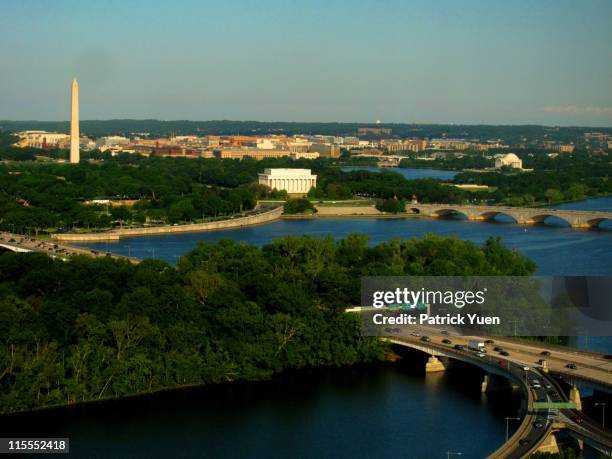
[70,78,80,164]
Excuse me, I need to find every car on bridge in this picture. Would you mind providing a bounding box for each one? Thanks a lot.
[441,339,452,344]
[566,363,577,369]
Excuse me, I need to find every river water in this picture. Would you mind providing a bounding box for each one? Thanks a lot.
[79,201,612,276]
[19,169,610,458]
[3,360,521,459]
[342,165,458,180]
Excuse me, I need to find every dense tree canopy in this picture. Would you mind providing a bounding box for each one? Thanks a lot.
[455,151,612,205]
[283,198,316,214]
[309,168,467,203]
[0,234,536,413]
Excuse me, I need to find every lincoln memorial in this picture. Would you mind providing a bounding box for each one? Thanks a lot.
[258,168,317,195]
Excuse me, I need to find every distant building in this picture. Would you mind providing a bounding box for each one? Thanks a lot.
[287,138,311,153]
[153,147,200,158]
[258,168,317,195]
[381,141,404,152]
[256,139,277,150]
[308,143,340,158]
[404,139,428,152]
[290,152,319,160]
[16,131,70,149]
[355,148,384,156]
[495,153,523,169]
[214,149,290,160]
[557,144,575,153]
[428,139,471,150]
[95,136,130,147]
[358,127,392,136]
[173,135,199,143]
[584,132,609,142]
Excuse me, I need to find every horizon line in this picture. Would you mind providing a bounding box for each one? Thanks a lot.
[1,118,611,130]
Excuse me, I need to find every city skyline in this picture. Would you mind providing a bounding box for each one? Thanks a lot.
[1,0,611,126]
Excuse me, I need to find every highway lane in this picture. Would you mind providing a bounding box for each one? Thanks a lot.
[0,231,140,264]
[394,324,612,389]
[389,333,612,457]
[389,335,557,458]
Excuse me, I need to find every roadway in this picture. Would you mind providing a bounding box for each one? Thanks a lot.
[387,331,612,457]
[0,231,140,264]
[401,324,612,392]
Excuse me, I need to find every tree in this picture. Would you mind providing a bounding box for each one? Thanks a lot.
[283,198,316,215]
[564,183,587,201]
[110,206,132,227]
[544,188,564,204]
[376,198,405,213]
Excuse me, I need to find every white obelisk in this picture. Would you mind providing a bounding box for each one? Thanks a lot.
[70,78,80,164]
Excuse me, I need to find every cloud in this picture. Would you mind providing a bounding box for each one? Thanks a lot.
[542,105,612,115]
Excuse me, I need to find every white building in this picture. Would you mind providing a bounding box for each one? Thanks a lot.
[290,152,319,160]
[258,168,317,195]
[495,153,523,169]
[95,136,130,147]
[256,138,277,150]
[16,131,70,149]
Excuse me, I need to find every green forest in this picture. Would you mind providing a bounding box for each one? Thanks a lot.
[0,234,536,414]
[454,151,612,206]
[309,168,467,203]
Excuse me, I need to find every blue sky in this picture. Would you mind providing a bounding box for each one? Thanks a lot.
[1,0,611,125]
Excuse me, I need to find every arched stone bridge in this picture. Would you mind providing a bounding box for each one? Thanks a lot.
[409,203,612,229]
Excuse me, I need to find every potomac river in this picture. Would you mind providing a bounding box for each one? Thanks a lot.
[78,198,612,276]
[15,170,610,458]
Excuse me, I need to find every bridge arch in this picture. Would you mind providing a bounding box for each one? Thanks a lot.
[432,208,470,220]
[530,214,571,227]
[477,211,519,224]
[587,217,612,230]
[409,207,421,214]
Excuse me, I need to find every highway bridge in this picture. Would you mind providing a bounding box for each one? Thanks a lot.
[0,231,140,264]
[409,203,612,229]
[384,331,612,457]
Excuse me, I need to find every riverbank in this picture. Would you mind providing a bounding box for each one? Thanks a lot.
[53,206,283,242]
[284,206,419,219]
[0,359,521,459]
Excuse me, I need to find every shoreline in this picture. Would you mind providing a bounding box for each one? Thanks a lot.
[52,206,283,242]
[49,193,612,243]
[0,358,389,417]
[283,213,421,220]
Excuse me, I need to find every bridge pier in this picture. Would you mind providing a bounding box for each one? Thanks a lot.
[481,373,511,393]
[570,385,583,411]
[425,356,445,373]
